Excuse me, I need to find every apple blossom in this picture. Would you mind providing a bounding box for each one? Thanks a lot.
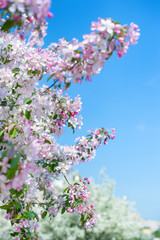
[0,0,139,239]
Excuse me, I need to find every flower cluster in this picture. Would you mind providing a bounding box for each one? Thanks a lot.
[0,0,140,239]
[59,177,98,229]
[44,19,140,87]
[91,18,140,57]
[0,0,52,23]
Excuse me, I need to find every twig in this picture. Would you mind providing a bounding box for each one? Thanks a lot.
[63,174,71,186]
[43,61,78,93]
[43,80,58,93]
[0,104,19,107]
[31,202,49,205]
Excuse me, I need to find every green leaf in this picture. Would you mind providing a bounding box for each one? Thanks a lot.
[14,201,22,210]
[7,153,20,179]
[48,166,52,172]
[60,97,67,103]
[12,68,20,73]
[45,139,51,144]
[52,165,57,172]
[42,211,47,219]
[10,188,23,198]
[47,73,55,82]
[8,123,15,132]
[16,21,22,28]
[72,126,75,134]
[10,232,19,237]
[25,110,31,120]
[80,214,85,226]
[12,214,22,220]
[23,184,28,193]
[62,194,68,198]
[71,57,77,63]
[72,199,84,209]
[1,19,15,32]
[23,98,32,105]
[61,207,65,214]
[8,124,16,139]
[0,203,13,210]
[27,70,32,75]
[11,154,20,169]
[52,113,57,119]
[74,182,80,186]
[1,99,7,106]
[1,140,12,147]
[42,163,48,168]
[22,211,29,218]
[0,129,5,138]
[1,149,8,158]
[10,103,15,111]
[10,189,16,196]
[75,50,82,54]
[16,189,23,198]
[32,69,40,75]
[68,122,75,133]
[63,187,69,193]
[65,82,71,89]
[26,232,32,238]
[28,211,36,219]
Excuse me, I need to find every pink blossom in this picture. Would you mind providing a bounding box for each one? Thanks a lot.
[47,11,53,18]
[0,157,10,173]
[5,213,13,220]
[11,14,21,21]
[118,37,124,43]
[111,134,116,139]
[48,206,58,216]
[112,128,116,133]
[0,0,8,9]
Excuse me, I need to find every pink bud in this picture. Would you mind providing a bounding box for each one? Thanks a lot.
[48,182,51,187]
[12,14,21,22]
[118,37,124,43]
[47,12,53,18]
[111,134,116,139]
[20,34,25,41]
[112,128,115,133]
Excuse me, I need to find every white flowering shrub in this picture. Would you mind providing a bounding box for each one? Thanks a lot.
[38,171,151,240]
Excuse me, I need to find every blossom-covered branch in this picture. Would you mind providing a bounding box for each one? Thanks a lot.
[0,0,140,239]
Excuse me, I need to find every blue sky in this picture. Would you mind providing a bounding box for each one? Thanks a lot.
[43,0,160,220]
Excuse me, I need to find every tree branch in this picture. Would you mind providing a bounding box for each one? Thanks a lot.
[63,174,71,186]
[43,80,59,93]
